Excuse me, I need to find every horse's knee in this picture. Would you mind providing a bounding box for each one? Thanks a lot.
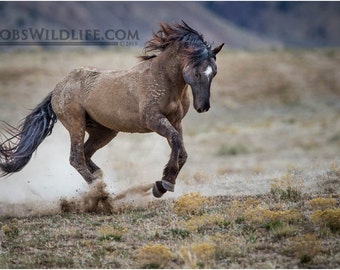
[69,156,85,176]
[169,132,182,148]
[179,150,188,166]
[69,155,79,170]
[69,155,95,184]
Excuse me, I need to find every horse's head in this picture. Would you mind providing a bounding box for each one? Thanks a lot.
[183,43,224,113]
[141,21,224,113]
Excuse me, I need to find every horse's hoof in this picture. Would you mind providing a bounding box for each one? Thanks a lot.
[152,181,167,198]
[162,180,175,192]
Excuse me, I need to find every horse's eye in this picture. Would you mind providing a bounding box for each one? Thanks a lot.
[195,73,201,79]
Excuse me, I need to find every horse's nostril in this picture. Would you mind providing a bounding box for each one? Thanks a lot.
[197,106,210,113]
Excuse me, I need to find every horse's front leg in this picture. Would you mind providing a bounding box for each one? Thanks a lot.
[160,126,187,193]
[157,122,188,196]
[172,121,188,173]
[142,113,187,198]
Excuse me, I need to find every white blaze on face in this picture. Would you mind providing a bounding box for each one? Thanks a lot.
[204,65,213,79]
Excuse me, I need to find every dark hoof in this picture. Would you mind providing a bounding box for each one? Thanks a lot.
[152,181,167,198]
[162,180,175,192]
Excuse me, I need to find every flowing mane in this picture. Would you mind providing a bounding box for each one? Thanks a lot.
[140,21,214,67]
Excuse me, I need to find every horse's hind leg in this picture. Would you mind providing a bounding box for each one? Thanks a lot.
[84,121,118,177]
[58,109,97,184]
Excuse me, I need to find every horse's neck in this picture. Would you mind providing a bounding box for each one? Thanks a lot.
[151,46,186,94]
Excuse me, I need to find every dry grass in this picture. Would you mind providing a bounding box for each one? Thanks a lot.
[0,180,339,268]
[309,197,337,210]
[173,192,211,216]
[0,48,339,268]
[179,242,216,268]
[0,168,337,268]
[311,208,340,233]
[136,244,173,268]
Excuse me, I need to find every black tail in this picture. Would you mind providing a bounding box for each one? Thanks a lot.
[0,93,57,176]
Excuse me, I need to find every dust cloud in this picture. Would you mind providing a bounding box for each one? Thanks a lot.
[0,118,337,218]
[0,120,336,218]
[60,181,154,214]
[0,120,187,217]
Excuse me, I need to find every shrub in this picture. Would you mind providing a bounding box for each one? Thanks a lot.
[1,224,19,238]
[97,225,127,241]
[210,232,246,260]
[264,220,296,239]
[136,244,173,268]
[173,192,210,216]
[309,197,336,210]
[270,173,303,202]
[224,198,261,223]
[183,213,224,233]
[311,208,340,232]
[244,207,302,225]
[288,234,322,265]
[169,228,190,239]
[179,242,215,268]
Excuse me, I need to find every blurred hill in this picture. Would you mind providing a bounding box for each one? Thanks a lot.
[0,2,279,50]
[0,2,338,49]
[205,1,340,48]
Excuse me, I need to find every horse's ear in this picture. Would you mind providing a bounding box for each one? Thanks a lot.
[213,43,224,56]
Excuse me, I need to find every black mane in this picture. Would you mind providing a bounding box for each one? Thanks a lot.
[139,21,213,67]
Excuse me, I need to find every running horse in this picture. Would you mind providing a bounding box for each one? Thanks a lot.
[0,21,224,198]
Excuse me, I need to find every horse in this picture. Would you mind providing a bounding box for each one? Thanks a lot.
[0,21,224,198]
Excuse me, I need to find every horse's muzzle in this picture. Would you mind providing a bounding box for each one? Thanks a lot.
[193,96,210,113]
[196,106,210,113]
[195,102,210,113]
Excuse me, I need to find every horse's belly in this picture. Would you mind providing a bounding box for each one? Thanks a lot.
[107,115,150,133]
[86,107,150,133]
